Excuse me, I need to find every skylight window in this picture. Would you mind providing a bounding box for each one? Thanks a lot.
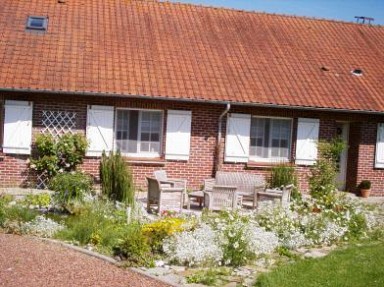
[26,16,48,31]
[352,68,363,76]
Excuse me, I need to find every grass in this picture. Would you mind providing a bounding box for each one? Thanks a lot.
[54,200,129,254]
[255,243,384,287]
[186,268,231,286]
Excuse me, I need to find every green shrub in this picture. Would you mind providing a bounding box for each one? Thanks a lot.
[142,217,185,253]
[31,133,88,182]
[348,213,368,240]
[0,197,7,226]
[0,202,39,234]
[358,180,371,190]
[100,151,135,206]
[309,138,346,199]
[2,205,38,224]
[113,223,153,267]
[56,133,88,171]
[269,164,300,200]
[56,200,127,253]
[22,193,51,208]
[186,270,218,286]
[49,172,93,211]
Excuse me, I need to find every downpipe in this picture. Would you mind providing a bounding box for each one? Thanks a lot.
[215,103,231,172]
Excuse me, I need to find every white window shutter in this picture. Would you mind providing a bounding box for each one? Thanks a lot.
[86,105,114,157]
[165,110,192,161]
[295,118,320,165]
[3,100,33,155]
[375,123,384,168]
[224,113,251,163]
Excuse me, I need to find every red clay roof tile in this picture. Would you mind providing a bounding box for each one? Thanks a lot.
[1,0,384,112]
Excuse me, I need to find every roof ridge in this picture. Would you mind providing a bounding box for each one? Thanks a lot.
[158,0,383,28]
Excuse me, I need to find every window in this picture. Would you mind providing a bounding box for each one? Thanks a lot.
[26,16,48,31]
[250,117,292,162]
[115,109,162,157]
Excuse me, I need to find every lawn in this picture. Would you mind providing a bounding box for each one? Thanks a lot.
[255,243,384,287]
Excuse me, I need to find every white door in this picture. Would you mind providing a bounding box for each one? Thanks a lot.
[336,122,349,190]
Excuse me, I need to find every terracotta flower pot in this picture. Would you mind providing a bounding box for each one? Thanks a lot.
[360,189,370,198]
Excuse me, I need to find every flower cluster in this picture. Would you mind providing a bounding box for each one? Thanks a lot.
[163,223,223,267]
[20,215,64,238]
[163,211,279,267]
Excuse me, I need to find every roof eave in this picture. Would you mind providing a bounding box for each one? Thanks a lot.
[0,87,383,115]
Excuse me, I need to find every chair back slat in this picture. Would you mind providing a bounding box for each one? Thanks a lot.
[154,170,168,181]
[208,185,237,210]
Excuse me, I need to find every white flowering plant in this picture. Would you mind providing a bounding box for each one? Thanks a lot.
[163,210,279,267]
[20,215,65,238]
[163,223,223,267]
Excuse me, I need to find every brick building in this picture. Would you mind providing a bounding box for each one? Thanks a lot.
[1,0,384,196]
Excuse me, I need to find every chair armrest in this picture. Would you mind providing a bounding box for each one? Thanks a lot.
[203,191,212,209]
[212,185,237,190]
[159,180,176,186]
[167,178,187,183]
[162,187,184,193]
[258,190,283,199]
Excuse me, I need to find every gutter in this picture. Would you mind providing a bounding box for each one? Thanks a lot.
[0,87,384,115]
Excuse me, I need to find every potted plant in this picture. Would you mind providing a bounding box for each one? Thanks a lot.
[358,180,371,198]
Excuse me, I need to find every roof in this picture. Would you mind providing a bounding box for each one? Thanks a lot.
[1,0,384,113]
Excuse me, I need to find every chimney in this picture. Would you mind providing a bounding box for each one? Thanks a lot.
[354,16,374,25]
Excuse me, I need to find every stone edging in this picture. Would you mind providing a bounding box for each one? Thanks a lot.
[38,237,180,287]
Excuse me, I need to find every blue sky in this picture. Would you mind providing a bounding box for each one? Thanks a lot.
[170,0,384,25]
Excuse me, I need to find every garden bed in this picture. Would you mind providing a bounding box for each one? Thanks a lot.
[1,188,383,287]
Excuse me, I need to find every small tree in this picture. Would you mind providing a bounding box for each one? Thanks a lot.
[309,137,346,199]
[31,133,88,182]
[100,151,135,206]
[269,163,300,200]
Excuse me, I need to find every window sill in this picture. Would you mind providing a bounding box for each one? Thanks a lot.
[246,161,294,169]
[124,157,166,166]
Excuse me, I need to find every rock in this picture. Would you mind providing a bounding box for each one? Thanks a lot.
[113,256,122,262]
[243,277,256,287]
[146,267,171,276]
[233,267,252,277]
[170,265,186,273]
[159,273,184,285]
[155,260,165,267]
[304,250,328,258]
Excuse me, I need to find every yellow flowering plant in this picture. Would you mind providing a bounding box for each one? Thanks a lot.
[142,216,186,253]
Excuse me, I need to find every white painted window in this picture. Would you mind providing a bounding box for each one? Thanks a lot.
[115,109,163,157]
[295,118,320,165]
[3,100,33,155]
[225,113,251,163]
[165,110,192,161]
[249,117,292,163]
[86,105,114,156]
[375,123,384,168]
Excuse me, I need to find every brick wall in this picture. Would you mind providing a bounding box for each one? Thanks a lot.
[1,91,384,196]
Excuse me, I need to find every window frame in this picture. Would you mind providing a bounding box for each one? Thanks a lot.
[249,115,293,163]
[114,108,164,158]
[26,16,48,31]
[0,97,4,151]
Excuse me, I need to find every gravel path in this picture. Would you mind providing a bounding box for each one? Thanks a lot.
[0,234,170,287]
